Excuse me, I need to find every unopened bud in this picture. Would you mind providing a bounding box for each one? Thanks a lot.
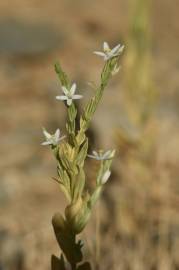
[101,170,111,184]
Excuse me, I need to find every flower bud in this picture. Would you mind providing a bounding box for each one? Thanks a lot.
[101,170,111,184]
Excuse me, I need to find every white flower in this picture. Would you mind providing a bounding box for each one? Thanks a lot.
[93,41,124,61]
[87,150,115,161]
[56,83,83,106]
[101,170,111,184]
[41,128,65,146]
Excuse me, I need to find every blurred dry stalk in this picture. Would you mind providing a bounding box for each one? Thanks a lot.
[115,0,157,161]
[124,0,156,127]
[115,0,157,169]
[105,1,179,269]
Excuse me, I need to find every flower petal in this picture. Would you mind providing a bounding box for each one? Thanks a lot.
[70,83,76,95]
[43,128,51,139]
[111,44,124,56]
[117,44,125,53]
[55,129,60,140]
[87,154,99,160]
[102,150,112,159]
[41,141,51,146]
[93,51,106,57]
[61,86,69,96]
[92,150,98,156]
[56,95,68,101]
[72,94,83,100]
[103,41,110,51]
[110,44,121,54]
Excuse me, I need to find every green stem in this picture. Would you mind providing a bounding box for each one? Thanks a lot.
[76,61,112,145]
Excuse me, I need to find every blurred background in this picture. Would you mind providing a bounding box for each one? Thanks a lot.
[0,0,179,269]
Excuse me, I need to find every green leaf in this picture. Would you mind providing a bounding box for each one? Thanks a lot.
[76,139,88,167]
[80,62,111,133]
[57,164,64,180]
[59,143,78,174]
[57,165,71,200]
[72,169,85,201]
[55,62,70,88]
[59,182,71,201]
[51,254,66,270]
[68,103,77,122]
[90,186,102,207]
[76,130,86,146]
[52,219,83,265]
[63,170,71,192]
[66,122,75,136]
[72,202,91,234]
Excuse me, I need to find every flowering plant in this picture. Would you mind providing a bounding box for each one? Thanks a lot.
[42,42,124,270]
